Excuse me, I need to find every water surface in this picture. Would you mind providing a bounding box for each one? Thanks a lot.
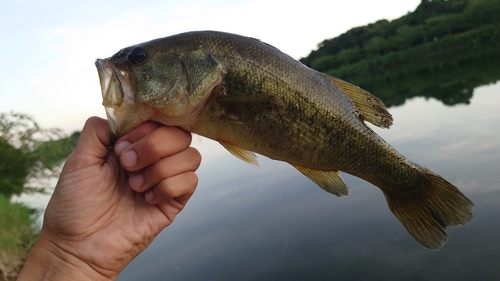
[117,53,500,280]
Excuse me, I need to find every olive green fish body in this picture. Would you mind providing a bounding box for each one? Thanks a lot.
[96,31,473,250]
[174,33,414,192]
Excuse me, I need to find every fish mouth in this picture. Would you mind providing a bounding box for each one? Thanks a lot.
[95,59,135,135]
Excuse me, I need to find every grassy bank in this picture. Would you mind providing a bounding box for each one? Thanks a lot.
[0,194,38,280]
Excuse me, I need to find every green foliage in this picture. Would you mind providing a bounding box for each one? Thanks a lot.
[300,19,392,68]
[0,193,36,280]
[300,0,500,107]
[425,13,470,38]
[0,138,31,198]
[0,194,34,253]
[0,112,78,198]
[464,0,500,25]
[0,113,78,279]
[363,36,388,57]
[328,28,500,107]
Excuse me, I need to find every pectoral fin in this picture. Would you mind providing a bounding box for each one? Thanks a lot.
[323,74,393,128]
[219,141,259,166]
[294,165,349,197]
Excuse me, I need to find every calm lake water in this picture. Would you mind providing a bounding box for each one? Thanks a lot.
[117,55,500,279]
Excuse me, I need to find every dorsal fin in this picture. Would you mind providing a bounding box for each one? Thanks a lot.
[219,141,259,166]
[323,74,393,128]
[294,165,349,197]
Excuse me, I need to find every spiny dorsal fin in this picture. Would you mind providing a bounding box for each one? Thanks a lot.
[219,141,259,166]
[323,74,393,128]
[294,165,349,197]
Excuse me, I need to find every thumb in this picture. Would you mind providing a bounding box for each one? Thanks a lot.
[69,117,115,168]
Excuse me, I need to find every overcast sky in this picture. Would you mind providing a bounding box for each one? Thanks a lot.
[0,0,421,132]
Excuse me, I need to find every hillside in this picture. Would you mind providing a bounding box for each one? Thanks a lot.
[300,0,500,106]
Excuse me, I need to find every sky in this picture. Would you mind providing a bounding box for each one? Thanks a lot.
[0,0,421,133]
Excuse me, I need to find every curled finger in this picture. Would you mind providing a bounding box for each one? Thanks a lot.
[117,126,192,172]
[145,171,198,207]
[129,147,201,192]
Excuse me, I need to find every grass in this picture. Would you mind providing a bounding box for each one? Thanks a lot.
[0,194,38,281]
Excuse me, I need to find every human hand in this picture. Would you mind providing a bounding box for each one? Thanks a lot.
[18,117,201,280]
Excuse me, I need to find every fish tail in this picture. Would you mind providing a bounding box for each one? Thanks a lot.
[384,164,474,250]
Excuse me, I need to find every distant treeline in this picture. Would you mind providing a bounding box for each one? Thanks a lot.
[300,0,500,107]
[0,113,80,199]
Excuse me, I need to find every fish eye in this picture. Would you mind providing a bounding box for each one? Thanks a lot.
[127,47,147,65]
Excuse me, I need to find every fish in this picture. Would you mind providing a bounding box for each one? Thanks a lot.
[95,30,473,250]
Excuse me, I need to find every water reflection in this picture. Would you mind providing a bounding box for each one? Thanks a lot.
[346,42,500,108]
[118,63,500,280]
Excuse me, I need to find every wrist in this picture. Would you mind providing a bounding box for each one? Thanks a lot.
[17,229,114,281]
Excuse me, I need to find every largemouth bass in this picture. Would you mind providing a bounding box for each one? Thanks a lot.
[95,31,473,250]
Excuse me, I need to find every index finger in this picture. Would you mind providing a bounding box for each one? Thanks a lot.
[72,117,113,162]
[117,125,192,172]
[115,121,163,148]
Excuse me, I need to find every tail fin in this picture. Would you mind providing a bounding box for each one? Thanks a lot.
[384,165,474,250]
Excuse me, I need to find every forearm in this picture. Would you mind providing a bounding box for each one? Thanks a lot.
[17,231,114,281]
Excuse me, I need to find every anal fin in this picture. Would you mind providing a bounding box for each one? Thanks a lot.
[294,165,349,197]
[322,74,393,129]
[219,141,259,166]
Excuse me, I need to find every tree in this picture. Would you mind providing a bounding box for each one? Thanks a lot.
[364,36,388,58]
[464,0,500,26]
[0,112,77,199]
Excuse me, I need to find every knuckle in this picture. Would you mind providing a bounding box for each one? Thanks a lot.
[183,172,199,192]
[186,147,202,169]
[155,179,174,199]
[168,127,192,147]
[177,128,193,143]
[146,131,165,157]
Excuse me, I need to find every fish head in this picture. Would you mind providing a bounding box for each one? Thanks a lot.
[96,41,226,138]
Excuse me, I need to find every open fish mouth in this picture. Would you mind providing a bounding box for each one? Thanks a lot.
[95,59,135,135]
